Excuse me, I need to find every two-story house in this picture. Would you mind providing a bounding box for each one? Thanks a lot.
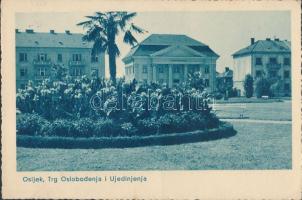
[232,38,291,96]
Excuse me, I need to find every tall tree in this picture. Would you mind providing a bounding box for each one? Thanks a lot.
[77,12,146,84]
[244,74,254,98]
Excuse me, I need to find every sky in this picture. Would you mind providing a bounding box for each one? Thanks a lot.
[16,11,290,77]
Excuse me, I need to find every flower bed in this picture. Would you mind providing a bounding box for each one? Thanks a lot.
[17,122,235,149]
[16,72,234,148]
[17,112,220,138]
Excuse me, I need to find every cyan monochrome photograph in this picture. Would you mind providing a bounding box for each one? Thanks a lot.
[16,11,292,171]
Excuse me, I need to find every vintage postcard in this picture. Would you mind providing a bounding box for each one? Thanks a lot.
[1,0,301,199]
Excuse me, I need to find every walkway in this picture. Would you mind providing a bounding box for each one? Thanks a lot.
[222,118,291,124]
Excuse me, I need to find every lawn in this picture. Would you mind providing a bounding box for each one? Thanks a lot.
[214,101,292,121]
[17,106,292,170]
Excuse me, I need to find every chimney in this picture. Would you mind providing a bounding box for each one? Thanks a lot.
[25,29,34,33]
[65,30,71,34]
[50,30,55,34]
[15,29,19,33]
[266,38,271,41]
[251,38,255,45]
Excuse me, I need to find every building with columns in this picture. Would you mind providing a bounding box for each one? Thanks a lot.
[122,34,219,92]
[16,29,105,89]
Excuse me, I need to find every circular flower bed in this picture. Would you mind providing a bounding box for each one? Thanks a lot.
[16,72,236,149]
[17,121,235,149]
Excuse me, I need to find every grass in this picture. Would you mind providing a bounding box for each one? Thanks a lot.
[17,121,291,171]
[214,101,291,121]
[17,101,292,171]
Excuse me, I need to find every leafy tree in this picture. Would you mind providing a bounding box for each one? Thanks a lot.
[77,12,146,84]
[51,64,68,81]
[270,79,283,97]
[255,77,271,98]
[187,72,206,91]
[243,74,253,98]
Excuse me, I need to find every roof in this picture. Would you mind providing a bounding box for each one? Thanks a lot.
[217,69,233,78]
[123,34,219,62]
[140,34,206,46]
[16,31,93,48]
[233,39,291,58]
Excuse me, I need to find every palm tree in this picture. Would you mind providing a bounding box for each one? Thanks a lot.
[77,12,146,84]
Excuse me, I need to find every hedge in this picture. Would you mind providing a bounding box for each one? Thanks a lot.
[17,122,235,149]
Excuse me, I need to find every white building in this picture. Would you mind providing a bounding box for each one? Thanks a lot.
[232,38,291,96]
[122,34,219,92]
[16,29,105,89]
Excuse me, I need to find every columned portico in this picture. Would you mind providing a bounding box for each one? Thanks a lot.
[122,34,219,92]
[184,64,188,82]
[151,63,208,87]
[168,64,173,87]
[152,64,156,82]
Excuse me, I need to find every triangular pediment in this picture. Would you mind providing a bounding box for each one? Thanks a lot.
[151,45,205,57]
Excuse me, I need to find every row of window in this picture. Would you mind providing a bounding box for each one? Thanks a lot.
[19,67,99,77]
[255,70,290,78]
[255,57,290,66]
[19,53,99,63]
[154,78,210,87]
[126,65,210,75]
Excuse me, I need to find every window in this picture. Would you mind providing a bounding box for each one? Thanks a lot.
[205,79,210,87]
[143,65,148,73]
[269,70,277,77]
[284,57,290,66]
[173,65,180,73]
[284,83,290,91]
[72,54,82,61]
[70,67,82,76]
[255,57,262,65]
[158,65,164,73]
[284,70,290,78]
[37,53,47,61]
[269,57,277,64]
[256,70,262,77]
[38,68,47,77]
[20,84,26,89]
[20,68,27,77]
[173,79,180,83]
[57,54,63,62]
[91,55,98,63]
[91,69,98,77]
[19,53,27,62]
[194,65,200,72]
[204,65,209,74]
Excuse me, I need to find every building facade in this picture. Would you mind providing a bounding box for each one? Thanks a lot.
[232,38,291,96]
[16,29,105,89]
[122,34,219,92]
[216,67,233,96]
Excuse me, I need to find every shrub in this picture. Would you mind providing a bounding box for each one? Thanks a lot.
[42,119,76,137]
[17,113,49,136]
[204,113,220,129]
[120,122,138,136]
[73,118,95,138]
[136,118,159,135]
[93,119,123,137]
[244,74,253,98]
[255,77,271,98]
